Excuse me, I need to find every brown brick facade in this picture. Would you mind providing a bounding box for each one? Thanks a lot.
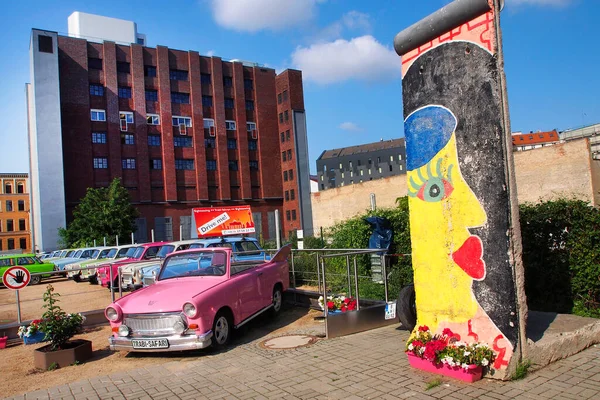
[0,174,31,253]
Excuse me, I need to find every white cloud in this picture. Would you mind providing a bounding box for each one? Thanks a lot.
[510,0,572,5]
[206,50,215,57]
[209,0,323,32]
[341,11,371,31]
[339,122,362,132]
[313,11,371,43]
[291,35,400,84]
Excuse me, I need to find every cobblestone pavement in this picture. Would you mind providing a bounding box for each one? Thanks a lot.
[5,324,600,400]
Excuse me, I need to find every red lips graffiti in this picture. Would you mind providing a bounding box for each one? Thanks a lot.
[451,235,485,280]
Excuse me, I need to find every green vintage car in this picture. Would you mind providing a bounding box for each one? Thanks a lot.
[0,254,55,286]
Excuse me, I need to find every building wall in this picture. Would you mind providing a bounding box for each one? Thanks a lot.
[0,175,32,253]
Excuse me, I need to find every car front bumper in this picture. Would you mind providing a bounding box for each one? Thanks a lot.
[109,331,213,352]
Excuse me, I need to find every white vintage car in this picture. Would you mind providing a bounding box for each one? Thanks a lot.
[66,245,136,283]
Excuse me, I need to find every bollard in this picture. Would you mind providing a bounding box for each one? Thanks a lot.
[116,235,119,246]
[131,232,135,244]
[104,237,106,246]
[151,229,155,242]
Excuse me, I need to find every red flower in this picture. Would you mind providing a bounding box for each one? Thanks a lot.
[411,340,423,348]
[418,325,429,332]
[347,300,357,311]
[442,328,453,336]
[327,301,335,310]
[343,298,351,304]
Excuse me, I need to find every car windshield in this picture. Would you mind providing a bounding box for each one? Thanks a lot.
[64,250,74,257]
[159,251,227,280]
[107,249,118,258]
[188,243,205,249]
[131,247,145,258]
[156,245,175,259]
[123,247,137,257]
[91,250,101,258]
[72,250,83,258]
[99,249,112,258]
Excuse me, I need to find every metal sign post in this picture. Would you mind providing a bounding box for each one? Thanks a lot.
[3,266,31,324]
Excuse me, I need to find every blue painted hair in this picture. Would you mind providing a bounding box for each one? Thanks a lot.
[404,106,457,171]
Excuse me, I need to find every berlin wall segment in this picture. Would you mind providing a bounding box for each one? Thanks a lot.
[396,0,525,379]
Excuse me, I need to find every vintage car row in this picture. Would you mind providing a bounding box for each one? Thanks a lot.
[0,254,56,286]
[105,244,291,351]
[64,245,137,282]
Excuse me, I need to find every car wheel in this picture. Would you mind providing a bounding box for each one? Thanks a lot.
[88,275,98,285]
[211,311,232,349]
[397,284,417,331]
[271,285,283,316]
[73,274,81,283]
[29,275,41,285]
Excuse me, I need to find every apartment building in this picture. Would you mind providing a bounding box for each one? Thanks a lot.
[0,174,31,253]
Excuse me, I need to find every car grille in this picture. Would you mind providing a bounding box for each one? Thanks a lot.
[123,313,185,337]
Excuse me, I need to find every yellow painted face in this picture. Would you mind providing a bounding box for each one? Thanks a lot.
[408,134,487,330]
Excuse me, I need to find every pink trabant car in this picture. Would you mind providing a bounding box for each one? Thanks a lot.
[105,245,291,351]
[96,242,169,288]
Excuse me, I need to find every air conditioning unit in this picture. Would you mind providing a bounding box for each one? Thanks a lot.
[250,129,258,140]
[120,119,128,132]
[209,126,216,137]
[179,124,187,136]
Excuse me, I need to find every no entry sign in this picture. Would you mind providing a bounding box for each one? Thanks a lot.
[2,266,31,290]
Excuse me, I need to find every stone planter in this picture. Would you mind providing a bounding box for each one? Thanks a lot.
[407,353,483,383]
[33,339,93,370]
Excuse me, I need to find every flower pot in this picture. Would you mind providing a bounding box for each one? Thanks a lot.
[33,339,93,370]
[406,353,483,383]
[0,336,7,349]
[23,331,46,345]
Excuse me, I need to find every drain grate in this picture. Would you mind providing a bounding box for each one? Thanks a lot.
[259,335,319,350]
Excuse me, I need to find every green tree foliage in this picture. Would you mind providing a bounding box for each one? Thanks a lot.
[58,178,139,248]
[38,284,85,351]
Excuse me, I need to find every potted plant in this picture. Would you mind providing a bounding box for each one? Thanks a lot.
[318,295,358,313]
[0,333,7,349]
[17,319,46,345]
[405,326,496,383]
[33,284,92,370]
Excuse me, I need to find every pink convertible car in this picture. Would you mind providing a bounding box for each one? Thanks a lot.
[105,245,290,351]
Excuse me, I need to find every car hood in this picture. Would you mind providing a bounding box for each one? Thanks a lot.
[120,260,161,273]
[54,257,80,266]
[115,277,225,313]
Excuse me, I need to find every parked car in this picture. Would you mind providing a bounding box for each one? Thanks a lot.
[74,245,137,284]
[64,247,111,279]
[105,244,291,352]
[53,248,99,274]
[0,254,56,286]
[120,240,199,291]
[96,242,168,288]
[140,236,268,288]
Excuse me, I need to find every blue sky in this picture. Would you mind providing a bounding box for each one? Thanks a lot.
[0,0,598,175]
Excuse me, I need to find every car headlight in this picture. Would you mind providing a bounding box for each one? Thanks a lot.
[183,302,197,318]
[118,325,130,337]
[106,307,119,322]
[173,320,186,335]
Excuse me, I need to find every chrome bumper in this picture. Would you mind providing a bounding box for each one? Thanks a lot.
[108,331,213,352]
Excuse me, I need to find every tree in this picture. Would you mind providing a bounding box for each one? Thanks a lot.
[58,178,139,248]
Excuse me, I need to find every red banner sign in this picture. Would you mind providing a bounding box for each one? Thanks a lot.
[192,206,256,237]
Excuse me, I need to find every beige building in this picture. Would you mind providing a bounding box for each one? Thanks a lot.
[312,138,600,233]
[0,173,32,253]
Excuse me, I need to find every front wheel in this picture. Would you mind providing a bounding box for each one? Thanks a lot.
[211,311,232,349]
[397,284,417,331]
[29,275,41,285]
[271,286,283,316]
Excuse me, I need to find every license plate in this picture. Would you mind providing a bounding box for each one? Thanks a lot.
[131,339,169,349]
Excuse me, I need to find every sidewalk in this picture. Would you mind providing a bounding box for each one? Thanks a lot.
[5,324,600,400]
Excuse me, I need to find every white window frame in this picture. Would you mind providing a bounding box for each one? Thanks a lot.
[119,111,134,124]
[203,118,215,128]
[91,109,106,122]
[147,114,160,125]
[172,116,192,127]
[225,120,236,130]
[246,122,256,132]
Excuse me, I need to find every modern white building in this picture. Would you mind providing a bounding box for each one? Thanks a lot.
[67,11,146,45]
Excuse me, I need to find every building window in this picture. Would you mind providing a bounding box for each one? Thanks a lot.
[282,152,287,162]
[244,79,253,90]
[285,191,289,201]
[206,160,217,170]
[145,90,158,101]
[18,200,25,212]
[122,158,136,169]
[89,84,104,96]
[19,219,26,231]
[398,154,402,161]
[19,238,27,250]
[286,211,291,221]
[92,132,106,144]
[390,155,394,162]
[117,62,130,73]
[38,35,53,53]
[89,58,103,70]
[4,183,12,194]
[360,170,364,176]
[118,87,132,99]
[279,113,283,123]
[203,118,215,128]
[172,92,190,104]
[292,210,297,220]
[7,238,14,250]
[283,90,288,101]
[283,171,288,182]
[204,138,216,148]
[201,73,211,84]
[223,76,233,87]
[229,161,239,171]
[284,110,289,121]
[378,167,382,173]
[170,69,188,81]
[17,183,24,193]
[224,98,235,109]
[148,135,161,146]
[286,130,290,141]
[278,93,282,104]
[249,160,258,170]
[389,165,393,172]
[150,159,162,170]
[287,149,292,160]
[290,189,295,200]
[6,201,13,212]
[202,96,213,107]
[245,100,254,111]
[146,114,160,125]
[280,132,285,143]
[289,170,294,180]
[122,134,135,145]
[246,122,256,131]
[225,120,236,130]
[175,159,194,170]
[248,140,258,151]
[358,160,362,166]
[7,220,14,232]
[145,66,157,77]
[90,109,106,121]
[119,111,134,124]
[173,116,192,127]
[174,136,193,147]
[227,139,237,149]
[399,165,403,171]
[93,157,108,169]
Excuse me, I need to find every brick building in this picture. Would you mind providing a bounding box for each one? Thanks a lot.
[0,174,31,253]
[27,13,312,251]
[512,130,560,151]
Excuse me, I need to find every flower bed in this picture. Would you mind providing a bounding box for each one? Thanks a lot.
[405,326,495,382]
[318,295,357,313]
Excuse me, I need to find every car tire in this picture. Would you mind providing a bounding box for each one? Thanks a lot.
[88,275,98,285]
[73,274,81,283]
[211,311,232,349]
[397,284,417,331]
[29,275,41,285]
[271,285,283,317]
